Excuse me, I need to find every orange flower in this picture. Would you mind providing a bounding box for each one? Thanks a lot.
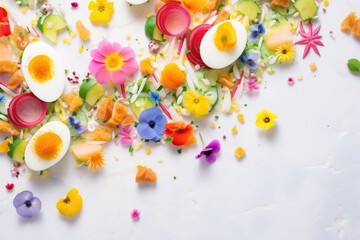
[164,121,196,146]
[160,62,186,90]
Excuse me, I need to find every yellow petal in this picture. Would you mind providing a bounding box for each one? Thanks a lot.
[56,188,83,216]
[88,1,98,10]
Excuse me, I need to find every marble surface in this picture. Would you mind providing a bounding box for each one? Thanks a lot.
[1,0,360,239]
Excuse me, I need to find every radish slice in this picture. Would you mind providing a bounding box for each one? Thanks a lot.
[156,2,191,37]
[7,93,47,129]
[187,24,211,67]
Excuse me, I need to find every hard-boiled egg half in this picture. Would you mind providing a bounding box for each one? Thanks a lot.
[25,121,70,171]
[200,20,247,69]
[21,42,65,102]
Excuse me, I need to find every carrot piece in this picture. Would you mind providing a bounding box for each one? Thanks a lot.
[0,60,18,73]
[7,72,24,91]
[136,165,157,183]
[106,101,129,128]
[270,0,290,8]
[0,43,11,60]
[341,12,357,31]
[88,126,113,142]
[0,120,19,136]
[76,20,91,41]
[96,97,114,121]
[121,114,135,128]
[352,19,360,37]
[62,92,83,113]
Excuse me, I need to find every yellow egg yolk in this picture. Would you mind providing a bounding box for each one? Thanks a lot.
[214,22,237,51]
[34,132,63,160]
[28,55,55,83]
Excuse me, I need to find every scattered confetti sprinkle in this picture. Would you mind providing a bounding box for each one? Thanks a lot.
[130,209,141,220]
[234,147,246,159]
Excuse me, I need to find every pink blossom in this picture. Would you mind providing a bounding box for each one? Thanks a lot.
[130,209,140,220]
[245,77,259,92]
[119,125,138,145]
[89,40,139,85]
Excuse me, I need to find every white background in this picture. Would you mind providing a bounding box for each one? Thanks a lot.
[1,0,360,239]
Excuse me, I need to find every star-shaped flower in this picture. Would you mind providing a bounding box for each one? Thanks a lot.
[295,21,324,59]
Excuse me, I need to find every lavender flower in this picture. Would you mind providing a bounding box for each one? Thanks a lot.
[249,24,265,41]
[240,52,259,70]
[136,107,167,141]
[68,116,84,134]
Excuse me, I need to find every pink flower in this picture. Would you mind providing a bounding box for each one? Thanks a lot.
[89,40,139,85]
[245,77,259,92]
[119,125,138,145]
[130,209,140,220]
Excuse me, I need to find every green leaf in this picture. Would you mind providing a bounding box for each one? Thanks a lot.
[347,58,360,72]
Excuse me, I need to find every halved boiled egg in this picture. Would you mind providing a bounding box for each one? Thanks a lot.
[25,121,70,171]
[21,42,65,102]
[200,20,247,69]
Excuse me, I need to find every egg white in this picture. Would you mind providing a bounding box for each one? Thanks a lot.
[126,0,148,5]
[200,20,247,69]
[25,121,70,171]
[21,42,65,102]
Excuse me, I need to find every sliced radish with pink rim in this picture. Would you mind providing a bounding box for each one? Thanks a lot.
[7,93,47,129]
[156,2,191,37]
[187,24,212,67]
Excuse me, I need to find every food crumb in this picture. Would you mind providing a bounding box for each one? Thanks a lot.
[237,113,245,123]
[145,147,152,155]
[134,142,143,151]
[126,34,131,40]
[297,74,303,81]
[231,126,238,135]
[267,67,275,74]
[210,121,216,129]
[309,62,317,71]
[324,0,329,7]
[234,147,246,159]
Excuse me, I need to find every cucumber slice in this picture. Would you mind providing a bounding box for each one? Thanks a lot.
[73,109,88,124]
[204,87,219,112]
[8,137,27,163]
[130,94,155,118]
[235,0,261,21]
[79,78,105,106]
[145,15,156,39]
[294,0,318,21]
[41,14,67,44]
[153,26,166,42]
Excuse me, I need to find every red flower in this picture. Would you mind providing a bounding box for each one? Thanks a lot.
[164,121,196,146]
[0,7,11,37]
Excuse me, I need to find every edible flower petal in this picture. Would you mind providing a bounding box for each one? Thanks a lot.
[13,190,41,218]
[163,121,195,146]
[68,116,84,134]
[183,91,211,118]
[195,139,221,164]
[119,125,138,145]
[255,108,278,130]
[249,24,265,42]
[89,40,138,85]
[214,22,237,51]
[88,0,114,25]
[136,107,167,141]
[56,188,83,216]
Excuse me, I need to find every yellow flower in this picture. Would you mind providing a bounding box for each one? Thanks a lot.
[275,42,296,63]
[56,188,83,216]
[88,0,114,25]
[214,22,237,51]
[255,108,278,130]
[183,91,211,118]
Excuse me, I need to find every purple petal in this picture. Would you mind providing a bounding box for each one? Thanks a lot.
[137,123,156,140]
[13,191,33,208]
[205,153,217,164]
[206,139,221,154]
[249,32,258,41]
[15,197,41,218]
[139,107,161,124]
[195,152,204,159]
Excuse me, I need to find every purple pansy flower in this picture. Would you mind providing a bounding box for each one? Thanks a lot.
[13,190,41,218]
[136,107,167,141]
[249,24,265,41]
[68,116,84,134]
[195,139,221,164]
[240,52,259,70]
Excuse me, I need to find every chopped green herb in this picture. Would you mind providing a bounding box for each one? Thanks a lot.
[165,137,173,143]
[185,50,191,54]
[215,115,219,120]
[129,145,134,154]
[177,149,182,154]
[156,85,163,91]
[173,176,177,180]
